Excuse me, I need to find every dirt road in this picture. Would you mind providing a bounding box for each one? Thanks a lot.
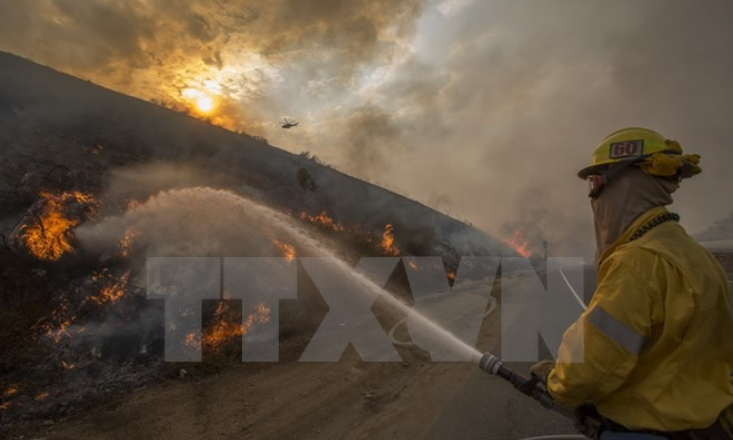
[17,293,575,440]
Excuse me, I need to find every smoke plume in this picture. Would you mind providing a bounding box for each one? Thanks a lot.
[3,0,733,257]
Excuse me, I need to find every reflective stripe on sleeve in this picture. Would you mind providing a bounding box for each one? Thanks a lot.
[586,306,646,354]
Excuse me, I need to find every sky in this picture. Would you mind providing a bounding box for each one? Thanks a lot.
[2,0,733,257]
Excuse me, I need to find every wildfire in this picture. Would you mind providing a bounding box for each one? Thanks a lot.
[271,238,296,262]
[3,386,18,397]
[184,302,272,351]
[22,191,98,261]
[184,332,199,348]
[118,228,137,258]
[502,229,533,258]
[447,270,456,282]
[299,211,345,232]
[90,269,131,306]
[203,302,242,348]
[380,224,400,256]
[46,318,75,344]
[34,391,50,401]
[33,296,80,344]
[242,303,271,334]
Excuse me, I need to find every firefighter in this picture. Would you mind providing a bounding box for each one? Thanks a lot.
[531,128,733,439]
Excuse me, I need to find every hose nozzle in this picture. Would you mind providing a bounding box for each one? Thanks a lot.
[478,353,502,375]
[477,352,554,409]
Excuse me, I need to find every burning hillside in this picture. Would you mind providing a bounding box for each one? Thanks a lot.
[0,52,517,434]
[7,191,98,261]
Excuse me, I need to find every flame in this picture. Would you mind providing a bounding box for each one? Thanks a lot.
[502,229,533,258]
[45,316,75,344]
[447,270,456,282]
[118,228,137,258]
[22,191,97,261]
[33,296,78,343]
[299,211,345,232]
[184,332,199,348]
[184,302,272,351]
[271,238,296,262]
[407,261,419,270]
[3,386,18,397]
[90,269,131,306]
[202,301,242,348]
[61,360,76,370]
[380,224,400,256]
[242,303,272,335]
[34,391,50,401]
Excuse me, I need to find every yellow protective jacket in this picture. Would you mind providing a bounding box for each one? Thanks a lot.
[548,206,733,432]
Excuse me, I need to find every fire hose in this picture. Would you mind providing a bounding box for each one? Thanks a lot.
[478,353,557,410]
[477,353,603,433]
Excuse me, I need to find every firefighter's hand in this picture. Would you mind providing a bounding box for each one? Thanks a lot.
[573,404,603,440]
[530,360,554,384]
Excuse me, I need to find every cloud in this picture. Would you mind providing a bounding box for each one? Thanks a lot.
[3,0,733,257]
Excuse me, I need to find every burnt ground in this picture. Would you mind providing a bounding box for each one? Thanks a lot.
[4,277,577,440]
[5,256,729,440]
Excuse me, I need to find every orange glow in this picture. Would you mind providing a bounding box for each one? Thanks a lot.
[34,391,50,401]
[90,269,131,306]
[127,198,141,209]
[184,302,272,352]
[22,191,97,261]
[202,301,242,348]
[502,230,533,258]
[184,332,199,348]
[380,224,400,256]
[447,270,456,282]
[3,386,18,397]
[45,316,75,344]
[196,96,214,113]
[118,228,136,258]
[182,88,217,115]
[242,303,271,335]
[271,238,296,262]
[299,211,345,232]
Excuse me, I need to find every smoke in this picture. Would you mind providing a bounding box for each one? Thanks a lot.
[4,0,733,257]
[0,0,423,121]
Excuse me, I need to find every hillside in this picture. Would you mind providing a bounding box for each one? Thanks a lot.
[0,51,513,261]
[0,51,524,435]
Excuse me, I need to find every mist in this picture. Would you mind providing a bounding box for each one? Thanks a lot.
[2,0,733,257]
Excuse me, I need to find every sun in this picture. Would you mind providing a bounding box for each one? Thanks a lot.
[196,95,215,113]
[182,88,216,115]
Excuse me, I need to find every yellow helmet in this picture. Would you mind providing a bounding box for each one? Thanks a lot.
[577,127,684,179]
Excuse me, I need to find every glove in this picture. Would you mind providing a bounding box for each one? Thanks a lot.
[530,359,555,384]
[573,404,604,440]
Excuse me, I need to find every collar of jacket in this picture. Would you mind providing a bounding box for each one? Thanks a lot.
[597,206,670,266]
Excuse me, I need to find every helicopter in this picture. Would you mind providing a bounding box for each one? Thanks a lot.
[281,118,299,129]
